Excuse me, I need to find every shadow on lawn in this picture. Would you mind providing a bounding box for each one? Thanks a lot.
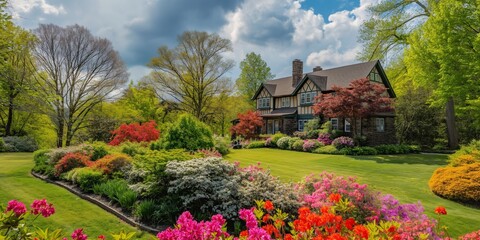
[351,154,449,165]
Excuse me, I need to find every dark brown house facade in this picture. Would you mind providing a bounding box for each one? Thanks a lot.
[252,59,397,145]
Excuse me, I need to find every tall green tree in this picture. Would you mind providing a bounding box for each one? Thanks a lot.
[33,24,128,147]
[236,52,274,107]
[148,31,233,121]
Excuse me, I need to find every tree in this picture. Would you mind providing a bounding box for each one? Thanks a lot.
[109,120,160,146]
[164,114,214,151]
[236,52,274,106]
[148,31,233,121]
[0,24,37,136]
[313,78,393,137]
[33,24,128,147]
[118,83,164,123]
[230,110,263,139]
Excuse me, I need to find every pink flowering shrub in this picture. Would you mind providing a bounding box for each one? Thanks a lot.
[302,139,322,152]
[5,199,27,217]
[317,133,332,145]
[332,136,355,149]
[156,211,230,240]
[31,199,55,217]
[459,229,480,240]
[397,218,445,239]
[197,148,223,158]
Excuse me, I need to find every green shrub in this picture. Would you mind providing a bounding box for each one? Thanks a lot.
[213,135,230,155]
[319,121,332,134]
[2,136,39,152]
[89,142,109,161]
[93,179,137,212]
[429,163,480,203]
[270,133,287,147]
[276,137,291,150]
[291,139,304,151]
[304,118,321,132]
[73,167,105,192]
[348,147,378,156]
[374,144,416,154]
[32,149,53,175]
[164,114,214,151]
[120,142,148,157]
[292,131,307,140]
[246,141,266,149]
[449,140,480,166]
[313,145,339,154]
[0,138,5,152]
[288,137,301,149]
[134,200,158,224]
[306,129,321,139]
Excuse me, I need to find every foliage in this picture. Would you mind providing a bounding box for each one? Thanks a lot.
[276,137,291,150]
[313,78,393,137]
[133,200,158,225]
[313,145,339,154]
[291,139,304,151]
[319,121,333,134]
[270,133,287,147]
[120,142,148,157]
[304,118,321,132]
[292,131,307,140]
[87,142,110,161]
[236,52,274,107]
[197,148,223,158]
[317,133,332,145]
[66,167,105,192]
[93,179,137,212]
[54,153,93,176]
[32,149,54,176]
[213,135,230,155]
[246,140,266,149]
[109,120,160,146]
[374,144,418,154]
[92,153,132,176]
[148,31,233,120]
[230,110,263,139]
[1,136,39,152]
[302,139,322,152]
[287,137,301,150]
[332,136,355,149]
[347,146,378,156]
[127,149,197,199]
[429,163,480,203]
[164,114,214,151]
[449,140,480,166]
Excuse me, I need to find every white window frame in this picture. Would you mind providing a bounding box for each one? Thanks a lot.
[300,91,316,105]
[282,97,290,107]
[300,93,306,104]
[376,118,385,132]
[344,118,351,132]
[331,118,339,130]
[258,98,270,109]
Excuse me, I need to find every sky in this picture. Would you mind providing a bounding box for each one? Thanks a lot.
[8,0,379,83]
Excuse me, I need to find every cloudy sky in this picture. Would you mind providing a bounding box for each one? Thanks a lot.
[9,0,378,82]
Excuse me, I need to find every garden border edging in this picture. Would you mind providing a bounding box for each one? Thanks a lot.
[30,171,164,235]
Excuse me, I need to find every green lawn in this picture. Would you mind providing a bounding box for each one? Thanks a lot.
[0,153,153,239]
[226,149,480,237]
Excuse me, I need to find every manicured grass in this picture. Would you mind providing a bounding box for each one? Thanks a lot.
[0,153,153,239]
[226,148,480,237]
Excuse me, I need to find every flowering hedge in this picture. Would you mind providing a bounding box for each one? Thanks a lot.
[55,152,93,176]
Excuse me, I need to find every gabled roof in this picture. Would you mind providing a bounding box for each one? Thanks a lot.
[252,60,396,99]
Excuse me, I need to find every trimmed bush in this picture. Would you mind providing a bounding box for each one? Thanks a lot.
[313,145,339,154]
[348,146,378,156]
[93,153,132,175]
[429,163,480,203]
[54,153,93,176]
[276,137,291,150]
[374,144,415,154]
[306,129,321,139]
[246,140,266,149]
[1,136,38,152]
[89,143,109,161]
[303,139,322,152]
[332,136,354,149]
[270,133,287,147]
[288,137,301,149]
[71,167,105,192]
[213,135,230,155]
[164,114,214,151]
[291,139,304,151]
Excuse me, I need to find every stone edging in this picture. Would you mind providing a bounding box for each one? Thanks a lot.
[30,171,164,234]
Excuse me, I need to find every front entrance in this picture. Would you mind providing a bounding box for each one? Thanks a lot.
[266,119,280,134]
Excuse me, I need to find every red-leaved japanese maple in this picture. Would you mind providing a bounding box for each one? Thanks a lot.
[230,110,263,139]
[109,120,160,146]
[313,78,393,137]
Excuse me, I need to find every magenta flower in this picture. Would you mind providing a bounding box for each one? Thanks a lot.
[31,199,55,217]
[71,228,88,240]
[239,208,257,229]
[5,199,27,217]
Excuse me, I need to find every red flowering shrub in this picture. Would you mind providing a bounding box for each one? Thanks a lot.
[54,152,93,176]
[109,120,160,146]
[92,153,132,175]
[230,110,263,139]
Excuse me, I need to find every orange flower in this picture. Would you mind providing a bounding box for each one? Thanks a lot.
[262,214,270,223]
[435,206,447,215]
[240,230,248,237]
[387,225,396,233]
[353,225,369,239]
[284,234,294,240]
[328,193,342,203]
[344,218,356,230]
[264,200,274,211]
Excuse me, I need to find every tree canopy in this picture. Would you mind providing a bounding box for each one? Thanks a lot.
[236,52,274,106]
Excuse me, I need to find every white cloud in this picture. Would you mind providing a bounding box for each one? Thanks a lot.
[10,0,66,16]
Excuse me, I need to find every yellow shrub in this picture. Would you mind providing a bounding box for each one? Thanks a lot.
[429,163,480,203]
[450,153,478,167]
[92,153,132,175]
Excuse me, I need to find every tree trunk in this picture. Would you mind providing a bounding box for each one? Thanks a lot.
[65,123,73,147]
[5,96,14,136]
[445,98,459,149]
[56,122,64,148]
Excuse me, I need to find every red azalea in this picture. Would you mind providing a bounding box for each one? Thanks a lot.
[264,200,274,211]
[344,218,356,230]
[240,230,248,237]
[328,193,342,203]
[387,225,396,233]
[262,214,270,223]
[284,234,294,240]
[353,225,369,239]
[435,206,447,215]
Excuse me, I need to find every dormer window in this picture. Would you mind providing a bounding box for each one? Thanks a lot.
[258,98,270,109]
[300,91,317,105]
[281,97,290,107]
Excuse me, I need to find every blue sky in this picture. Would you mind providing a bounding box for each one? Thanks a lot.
[9,0,376,82]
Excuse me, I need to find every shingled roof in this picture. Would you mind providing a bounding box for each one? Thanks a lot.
[252,60,394,99]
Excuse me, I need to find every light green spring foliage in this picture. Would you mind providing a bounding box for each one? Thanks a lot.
[164,114,214,151]
[303,118,321,132]
[236,52,274,106]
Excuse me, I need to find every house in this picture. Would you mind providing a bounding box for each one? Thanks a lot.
[252,59,396,145]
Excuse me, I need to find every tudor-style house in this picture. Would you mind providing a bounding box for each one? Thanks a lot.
[252,59,396,145]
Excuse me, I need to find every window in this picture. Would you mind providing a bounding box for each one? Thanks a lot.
[376,118,385,132]
[330,118,338,130]
[281,97,290,107]
[300,91,317,105]
[298,119,309,131]
[369,71,381,82]
[258,98,270,109]
[344,118,351,132]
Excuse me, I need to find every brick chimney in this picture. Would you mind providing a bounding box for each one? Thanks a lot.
[292,59,303,87]
[313,66,323,71]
